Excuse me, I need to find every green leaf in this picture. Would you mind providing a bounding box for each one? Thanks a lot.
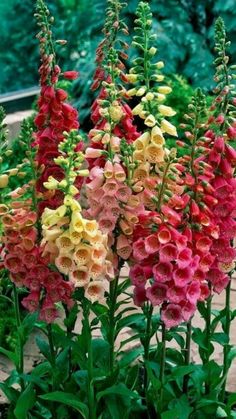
[168,365,196,390]
[168,394,193,419]
[92,339,110,370]
[216,406,228,417]
[0,382,19,404]
[64,303,79,331]
[97,384,140,402]
[36,337,51,361]
[227,393,236,410]
[119,347,143,368]
[20,312,38,343]
[211,332,229,345]
[161,409,178,419]
[228,346,236,365]
[14,384,36,419]
[39,392,89,418]
[0,347,18,364]
[116,313,145,332]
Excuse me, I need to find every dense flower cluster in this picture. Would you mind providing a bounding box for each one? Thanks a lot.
[84,4,142,269]
[40,128,111,302]
[0,206,74,322]
[85,160,143,257]
[41,196,111,303]
[127,4,236,328]
[33,1,80,214]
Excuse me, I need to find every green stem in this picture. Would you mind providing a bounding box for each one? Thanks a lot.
[64,305,73,379]
[83,302,96,419]
[108,275,119,374]
[12,284,24,390]
[205,293,212,394]
[143,304,153,390]
[159,322,166,409]
[221,279,231,402]
[47,324,57,418]
[183,320,192,394]
[47,324,56,389]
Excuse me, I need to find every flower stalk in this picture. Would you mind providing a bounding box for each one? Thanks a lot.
[12,284,24,391]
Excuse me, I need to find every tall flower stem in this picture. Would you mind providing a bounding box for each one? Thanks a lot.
[47,324,57,419]
[183,320,192,394]
[83,301,96,419]
[47,324,56,389]
[143,304,153,391]
[221,279,231,402]
[205,292,212,395]
[159,321,166,409]
[12,284,24,390]
[108,275,119,374]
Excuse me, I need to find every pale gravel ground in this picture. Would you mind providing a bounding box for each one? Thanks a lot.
[1,272,236,405]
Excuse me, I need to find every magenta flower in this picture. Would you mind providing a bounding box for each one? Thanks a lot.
[147,283,168,306]
[133,286,147,307]
[179,301,196,322]
[177,248,192,268]
[167,284,187,304]
[22,292,40,312]
[186,281,201,304]
[153,261,173,282]
[130,265,147,287]
[133,238,149,261]
[196,236,212,253]
[144,233,160,254]
[157,227,171,244]
[173,266,192,287]
[159,243,178,262]
[161,304,183,328]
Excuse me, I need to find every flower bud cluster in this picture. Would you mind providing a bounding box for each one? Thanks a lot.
[34,0,80,214]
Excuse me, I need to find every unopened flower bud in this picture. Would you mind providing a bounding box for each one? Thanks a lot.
[69,185,79,195]
[136,86,147,96]
[154,75,164,82]
[77,169,89,177]
[146,92,154,101]
[109,105,124,122]
[132,104,143,115]
[159,105,176,117]
[5,150,13,157]
[149,47,157,56]
[0,174,9,188]
[156,93,166,102]
[17,172,26,178]
[43,176,59,190]
[156,61,164,69]
[8,168,18,176]
[126,88,137,97]
[158,86,172,94]
[126,74,138,83]
[59,180,68,188]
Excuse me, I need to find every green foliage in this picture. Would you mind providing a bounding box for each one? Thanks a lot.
[0,274,17,351]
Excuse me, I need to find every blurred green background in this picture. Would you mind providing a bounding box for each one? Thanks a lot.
[0,0,236,127]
